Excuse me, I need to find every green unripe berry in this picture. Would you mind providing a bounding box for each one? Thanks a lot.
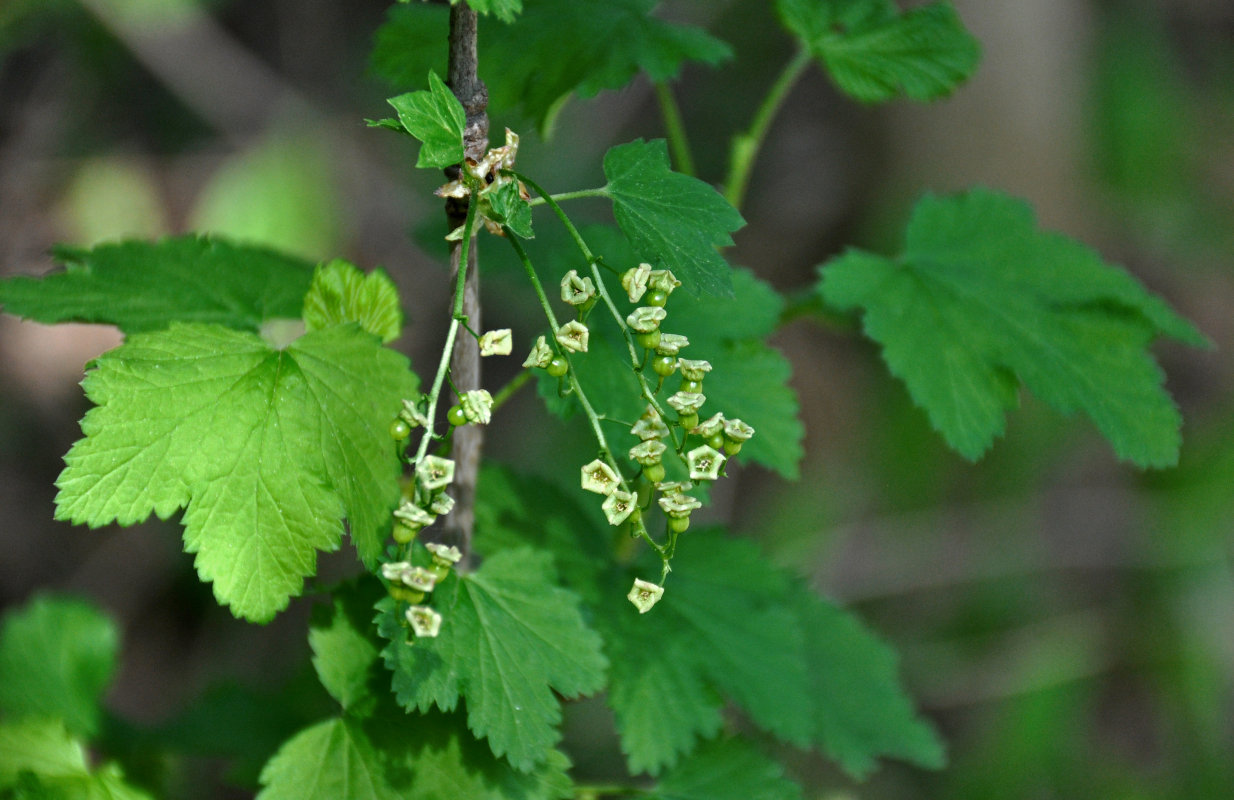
[678,412,699,430]
[635,329,661,350]
[667,515,690,534]
[390,586,426,604]
[392,522,417,544]
[724,440,743,456]
[652,354,677,377]
[645,289,668,307]
[707,432,725,452]
[389,419,412,441]
[546,356,569,377]
[447,404,468,427]
[643,462,666,484]
[429,563,451,582]
[679,378,703,394]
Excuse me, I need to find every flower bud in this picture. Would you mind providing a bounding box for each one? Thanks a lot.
[479,329,513,356]
[677,359,712,382]
[621,263,653,303]
[654,333,689,356]
[629,439,667,466]
[394,501,436,530]
[523,335,553,368]
[658,492,702,519]
[647,269,681,294]
[425,542,463,568]
[626,306,667,333]
[460,389,493,425]
[560,270,597,306]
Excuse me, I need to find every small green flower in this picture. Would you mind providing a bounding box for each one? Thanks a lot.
[655,334,690,356]
[460,389,493,425]
[380,561,413,582]
[677,359,712,382]
[394,501,436,530]
[627,578,664,614]
[629,438,667,466]
[647,269,681,294]
[560,270,596,306]
[602,489,637,526]
[425,542,463,567]
[621,263,653,303]
[626,306,667,333]
[723,418,755,443]
[399,396,431,429]
[479,329,513,356]
[658,492,702,519]
[402,566,439,593]
[429,492,455,516]
[667,391,706,415]
[416,455,455,492]
[631,407,670,441]
[655,480,694,496]
[581,459,621,495]
[523,334,553,368]
[556,320,590,353]
[686,445,726,481]
[406,605,443,638]
[692,412,726,438]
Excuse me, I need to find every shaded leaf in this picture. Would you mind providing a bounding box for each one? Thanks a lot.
[819,188,1206,466]
[0,595,118,738]
[604,139,744,297]
[0,236,314,334]
[777,0,979,103]
[378,549,606,771]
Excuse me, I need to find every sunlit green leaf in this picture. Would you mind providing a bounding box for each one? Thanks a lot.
[55,323,417,621]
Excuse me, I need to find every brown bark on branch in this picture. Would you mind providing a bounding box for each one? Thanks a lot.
[443,5,488,567]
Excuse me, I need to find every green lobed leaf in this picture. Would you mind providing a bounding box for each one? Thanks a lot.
[792,590,945,778]
[472,465,609,605]
[818,188,1206,466]
[386,70,466,169]
[0,236,314,334]
[0,718,153,800]
[0,595,118,738]
[488,180,534,239]
[258,710,571,800]
[647,738,803,800]
[604,139,745,297]
[777,0,980,103]
[378,548,607,772]
[372,0,730,134]
[55,323,418,622]
[256,717,399,800]
[302,260,403,343]
[308,581,386,717]
[598,535,941,778]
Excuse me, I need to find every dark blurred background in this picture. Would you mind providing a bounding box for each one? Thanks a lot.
[1,1,1232,797]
